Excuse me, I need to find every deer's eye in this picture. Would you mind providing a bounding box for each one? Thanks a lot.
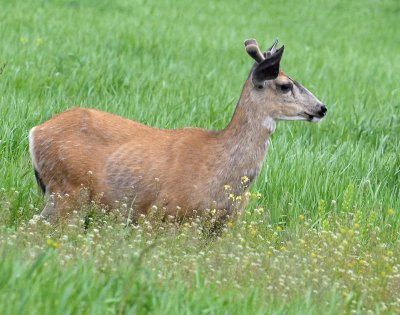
[278,83,292,93]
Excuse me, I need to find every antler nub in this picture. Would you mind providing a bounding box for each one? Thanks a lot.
[265,39,279,57]
[244,39,265,63]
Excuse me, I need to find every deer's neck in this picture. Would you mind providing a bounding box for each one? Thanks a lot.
[218,80,275,189]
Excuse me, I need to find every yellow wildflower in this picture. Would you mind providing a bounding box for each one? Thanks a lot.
[387,208,395,216]
[241,176,249,184]
[20,37,28,44]
[47,239,61,249]
[255,208,264,214]
[36,37,43,46]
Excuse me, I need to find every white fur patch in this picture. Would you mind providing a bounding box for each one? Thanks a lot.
[29,127,38,169]
[311,117,322,122]
[262,117,276,133]
[277,115,307,121]
[277,115,324,123]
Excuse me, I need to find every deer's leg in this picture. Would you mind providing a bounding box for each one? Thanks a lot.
[40,186,85,223]
[40,194,56,223]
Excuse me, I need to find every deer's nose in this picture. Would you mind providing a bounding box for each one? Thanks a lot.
[319,105,327,116]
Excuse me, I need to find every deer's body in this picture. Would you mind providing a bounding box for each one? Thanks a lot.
[30,39,327,222]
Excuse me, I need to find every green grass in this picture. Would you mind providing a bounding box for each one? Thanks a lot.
[0,0,399,313]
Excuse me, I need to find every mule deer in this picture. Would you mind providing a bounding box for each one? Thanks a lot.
[29,39,327,222]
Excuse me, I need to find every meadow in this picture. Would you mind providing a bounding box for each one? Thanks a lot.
[0,0,399,313]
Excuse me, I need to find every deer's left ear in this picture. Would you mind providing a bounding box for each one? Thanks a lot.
[252,45,284,88]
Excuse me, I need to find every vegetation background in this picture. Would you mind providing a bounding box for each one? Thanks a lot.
[0,0,399,314]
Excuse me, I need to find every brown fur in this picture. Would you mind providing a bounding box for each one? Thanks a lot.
[29,39,327,222]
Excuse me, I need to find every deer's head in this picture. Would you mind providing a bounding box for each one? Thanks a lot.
[245,39,327,122]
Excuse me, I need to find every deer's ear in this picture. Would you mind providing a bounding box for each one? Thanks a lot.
[252,45,284,86]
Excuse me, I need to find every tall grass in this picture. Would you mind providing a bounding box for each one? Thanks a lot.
[0,0,399,313]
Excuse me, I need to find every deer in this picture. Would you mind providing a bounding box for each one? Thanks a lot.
[29,39,327,223]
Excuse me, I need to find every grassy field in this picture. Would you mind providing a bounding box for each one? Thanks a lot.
[0,0,399,313]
